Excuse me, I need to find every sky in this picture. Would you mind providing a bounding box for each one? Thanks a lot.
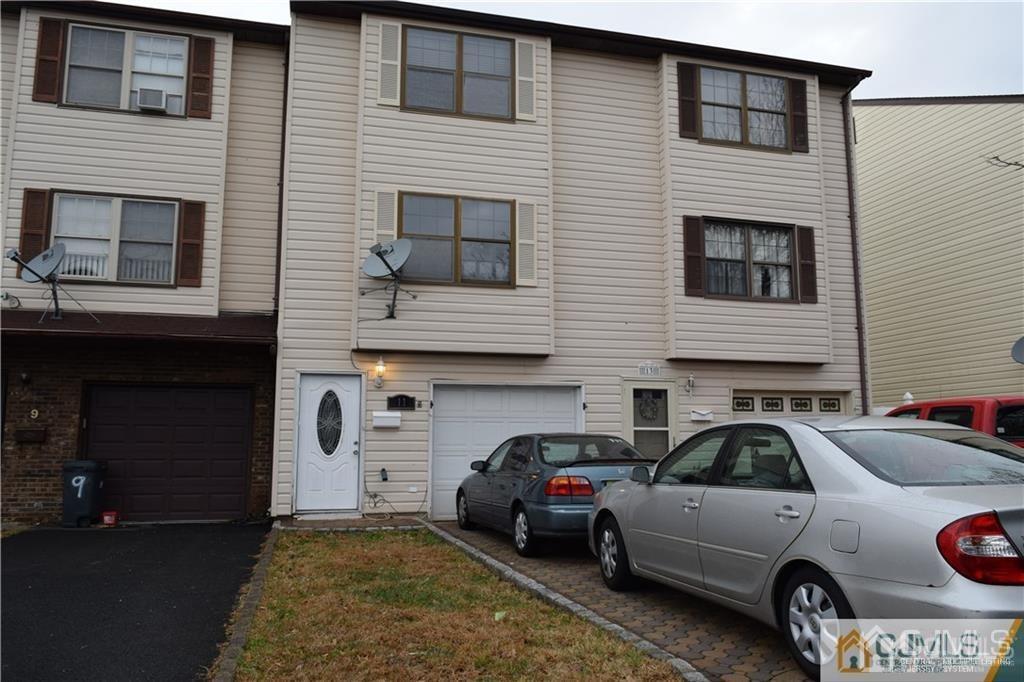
[105,0,1023,99]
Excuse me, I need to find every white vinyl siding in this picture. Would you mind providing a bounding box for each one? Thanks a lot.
[219,41,286,314]
[856,100,1024,402]
[2,9,231,315]
[2,12,22,182]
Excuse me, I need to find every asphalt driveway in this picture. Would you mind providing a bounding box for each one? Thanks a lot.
[437,522,807,682]
[2,522,268,681]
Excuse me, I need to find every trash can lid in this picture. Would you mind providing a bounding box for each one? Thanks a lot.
[62,460,106,471]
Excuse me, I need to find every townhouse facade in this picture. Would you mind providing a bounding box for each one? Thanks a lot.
[2,0,872,523]
[1,1,287,521]
[854,95,1024,405]
[273,2,870,520]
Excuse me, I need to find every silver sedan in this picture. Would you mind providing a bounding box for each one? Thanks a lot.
[588,416,1024,678]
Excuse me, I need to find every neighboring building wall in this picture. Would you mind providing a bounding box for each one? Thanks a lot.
[856,100,1024,404]
[219,41,286,314]
[1,8,233,316]
[1,337,274,521]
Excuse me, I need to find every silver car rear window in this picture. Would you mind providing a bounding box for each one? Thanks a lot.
[826,429,1024,486]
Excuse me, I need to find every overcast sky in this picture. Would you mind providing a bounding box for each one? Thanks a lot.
[107,0,1023,99]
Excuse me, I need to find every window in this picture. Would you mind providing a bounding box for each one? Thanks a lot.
[654,429,730,485]
[398,193,513,285]
[52,193,177,284]
[316,391,343,456]
[538,436,647,466]
[64,24,187,115]
[705,220,793,299]
[996,405,1024,440]
[486,440,514,470]
[700,67,788,149]
[717,427,811,491]
[892,409,921,420]
[403,26,513,119]
[502,438,532,473]
[927,406,974,428]
[632,388,671,458]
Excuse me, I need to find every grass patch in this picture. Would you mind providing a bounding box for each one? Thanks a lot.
[236,530,678,681]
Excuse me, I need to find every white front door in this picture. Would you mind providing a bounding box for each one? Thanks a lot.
[296,374,361,512]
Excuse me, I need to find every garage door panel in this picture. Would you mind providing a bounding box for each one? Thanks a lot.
[430,385,581,520]
[87,385,251,522]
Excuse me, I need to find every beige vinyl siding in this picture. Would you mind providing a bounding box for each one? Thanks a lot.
[272,15,361,514]
[354,16,552,355]
[856,101,1024,403]
[1,9,231,316]
[219,41,285,314]
[666,58,832,363]
[2,12,20,190]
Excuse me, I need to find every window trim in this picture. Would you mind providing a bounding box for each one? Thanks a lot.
[396,191,516,288]
[709,424,815,493]
[49,190,180,288]
[703,216,800,303]
[697,66,792,153]
[400,24,516,122]
[61,21,190,118]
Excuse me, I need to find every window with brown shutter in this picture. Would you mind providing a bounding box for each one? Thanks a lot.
[187,36,214,118]
[796,225,817,303]
[18,189,53,274]
[176,200,205,286]
[32,18,66,102]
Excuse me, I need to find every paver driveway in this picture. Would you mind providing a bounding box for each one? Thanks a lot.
[2,522,268,682]
[438,522,807,682]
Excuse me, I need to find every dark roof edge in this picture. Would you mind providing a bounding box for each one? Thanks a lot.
[4,1,288,44]
[854,94,1024,106]
[292,0,871,87]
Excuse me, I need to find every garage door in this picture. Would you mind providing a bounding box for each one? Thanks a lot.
[85,385,252,522]
[430,385,582,520]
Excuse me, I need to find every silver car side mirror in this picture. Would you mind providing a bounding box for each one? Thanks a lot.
[630,466,650,484]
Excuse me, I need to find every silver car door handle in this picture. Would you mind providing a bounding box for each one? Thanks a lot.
[775,507,801,519]
[682,501,699,510]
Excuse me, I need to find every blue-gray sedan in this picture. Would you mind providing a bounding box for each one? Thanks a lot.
[455,433,654,556]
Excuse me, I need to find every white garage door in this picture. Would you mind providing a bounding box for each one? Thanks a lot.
[430,385,583,520]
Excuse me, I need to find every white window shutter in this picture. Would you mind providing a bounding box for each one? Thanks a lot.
[515,41,536,121]
[375,190,398,243]
[516,202,537,286]
[378,23,402,106]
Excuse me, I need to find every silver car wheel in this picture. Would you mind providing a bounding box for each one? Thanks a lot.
[788,582,839,665]
[599,528,617,578]
[514,510,529,549]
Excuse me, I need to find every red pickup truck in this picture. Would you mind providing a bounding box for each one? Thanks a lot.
[887,396,1024,447]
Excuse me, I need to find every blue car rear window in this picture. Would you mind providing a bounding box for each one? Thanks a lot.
[538,436,649,466]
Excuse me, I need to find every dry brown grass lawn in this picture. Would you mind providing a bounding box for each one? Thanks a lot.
[237,530,679,681]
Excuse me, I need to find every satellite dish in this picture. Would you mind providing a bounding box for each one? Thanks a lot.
[358,239,417,319]
[1013,336,1024,365]
[20,242,66,283]
[362,239,411,279]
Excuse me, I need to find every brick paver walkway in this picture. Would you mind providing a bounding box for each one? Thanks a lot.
[437,522,807,682]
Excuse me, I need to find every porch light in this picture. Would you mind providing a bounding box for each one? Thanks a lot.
[374,356,386,388]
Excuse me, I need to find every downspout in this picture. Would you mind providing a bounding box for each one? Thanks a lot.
[841,88,870,415]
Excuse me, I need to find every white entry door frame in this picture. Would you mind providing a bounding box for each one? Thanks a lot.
[294,372,364,513]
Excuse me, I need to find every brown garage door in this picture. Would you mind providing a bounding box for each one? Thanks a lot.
[85,385,251,522]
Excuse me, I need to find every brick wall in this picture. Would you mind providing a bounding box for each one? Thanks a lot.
[2,336,275,522]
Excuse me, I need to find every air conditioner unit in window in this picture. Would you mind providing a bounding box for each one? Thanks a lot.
[137,88,167,112]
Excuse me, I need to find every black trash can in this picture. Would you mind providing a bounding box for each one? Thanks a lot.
[62,460,106,528]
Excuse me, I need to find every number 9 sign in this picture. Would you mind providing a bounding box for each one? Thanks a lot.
[71,475,86,499]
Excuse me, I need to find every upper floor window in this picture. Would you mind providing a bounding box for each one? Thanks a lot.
[53,193,178,284]
[65,24,188,115]
[677,63,809,153]
[398,192,514,285]
[403,26,513,120]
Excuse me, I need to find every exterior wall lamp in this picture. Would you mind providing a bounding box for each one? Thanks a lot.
[374,356,386,388]
[685,373,696,396]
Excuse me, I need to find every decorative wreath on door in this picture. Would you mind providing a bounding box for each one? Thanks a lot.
[638,391,661,423]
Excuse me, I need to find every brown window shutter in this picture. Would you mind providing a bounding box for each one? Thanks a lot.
[18,189,53,275]
[796,226,818,303]
[187,37,214,118]
[32,18,66,103]
[789,78,809,153]
[683,215,705,297]
[678,62,699,139]
[176,201,205,286]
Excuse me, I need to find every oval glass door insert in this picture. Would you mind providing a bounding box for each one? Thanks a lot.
[316,390,343,456]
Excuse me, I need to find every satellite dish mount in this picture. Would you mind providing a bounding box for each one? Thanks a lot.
[360,239,417,319]
[6,244,100,324]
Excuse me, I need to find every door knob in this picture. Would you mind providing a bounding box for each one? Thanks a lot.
[775,507,800,519]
